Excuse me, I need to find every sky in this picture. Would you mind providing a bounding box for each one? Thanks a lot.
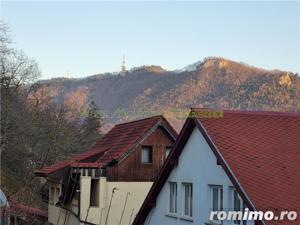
[1,1,300,79]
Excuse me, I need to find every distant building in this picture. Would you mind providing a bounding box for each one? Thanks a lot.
[133,109,300,225]
[35,115,177,225]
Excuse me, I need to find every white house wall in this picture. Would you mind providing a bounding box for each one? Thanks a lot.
[104,182,153,225]
[48,178,153,225]
[80,176,153,225]
[144,127,254,225]
[48,182,80,225]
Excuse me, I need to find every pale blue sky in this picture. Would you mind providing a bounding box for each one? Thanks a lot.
[1,1,300,79]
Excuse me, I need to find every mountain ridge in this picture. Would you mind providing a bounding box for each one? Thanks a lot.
[42,57,296,82]
[36,57,300,129]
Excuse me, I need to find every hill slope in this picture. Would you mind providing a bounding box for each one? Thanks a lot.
[39,57,300,129]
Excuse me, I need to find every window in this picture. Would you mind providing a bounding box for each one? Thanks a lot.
[211,185,223,221]
[165,147,172,159]
[141,146,153,164]
[73,190,79,206]
[56,187,60,203]
[169,182,177,214]
[183,183,193,218]
[234,190,247,225]
[49,187,55,205]
[90,179,100,207]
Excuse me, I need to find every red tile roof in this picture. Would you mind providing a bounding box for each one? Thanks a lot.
[35,115,177,177]
[34,160,74,177]
[133,109,300,225]
[196,109,300,225]
[10,201,48,218]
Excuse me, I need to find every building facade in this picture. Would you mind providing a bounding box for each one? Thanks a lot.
[35,115,177,225]
[134,109,300,225]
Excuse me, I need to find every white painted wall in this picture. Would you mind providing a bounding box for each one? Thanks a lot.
[48,177,152,225]
[144,127,254,225]
[82,180,153,225]
[48,205,79,225]
[107,182,153,225]
[48,182,80,225]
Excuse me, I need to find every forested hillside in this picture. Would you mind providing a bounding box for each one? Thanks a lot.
[40,57,300,129]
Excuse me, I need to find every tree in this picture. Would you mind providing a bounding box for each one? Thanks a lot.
[0,23,39,89]
[0,22,104,211]
[82,101,104,146]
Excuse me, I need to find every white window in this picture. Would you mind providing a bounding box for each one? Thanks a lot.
[141,146,152,164]
[183,183,193,218]
[169,182,177,214]
[211,185,223,221]
[234,190,247,225]
[165,147,172,159]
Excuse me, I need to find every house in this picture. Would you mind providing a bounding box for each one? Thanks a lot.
[35,115,177,225]
[9,201,48,225]
[0,189,47,225]
[133,109,300,225]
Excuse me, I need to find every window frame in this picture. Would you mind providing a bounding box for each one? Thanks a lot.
[141,146,153,164]
[182,183,193,218]
[233,189,247,225]
[168,182,177,215]
[210,185,223,223]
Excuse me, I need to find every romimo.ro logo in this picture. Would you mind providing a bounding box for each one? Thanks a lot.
[209,208,298,221]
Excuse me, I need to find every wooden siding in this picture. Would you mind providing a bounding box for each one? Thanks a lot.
[106,127,175,181]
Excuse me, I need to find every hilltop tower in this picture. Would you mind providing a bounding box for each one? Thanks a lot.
[65,70,71,79]
[120,54,126,76]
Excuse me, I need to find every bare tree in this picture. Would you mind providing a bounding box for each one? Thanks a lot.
[0,22,40,90]
[0,22,103,210]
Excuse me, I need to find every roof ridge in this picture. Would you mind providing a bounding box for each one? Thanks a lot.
[114,114,163,126]
[191,108,300,117]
